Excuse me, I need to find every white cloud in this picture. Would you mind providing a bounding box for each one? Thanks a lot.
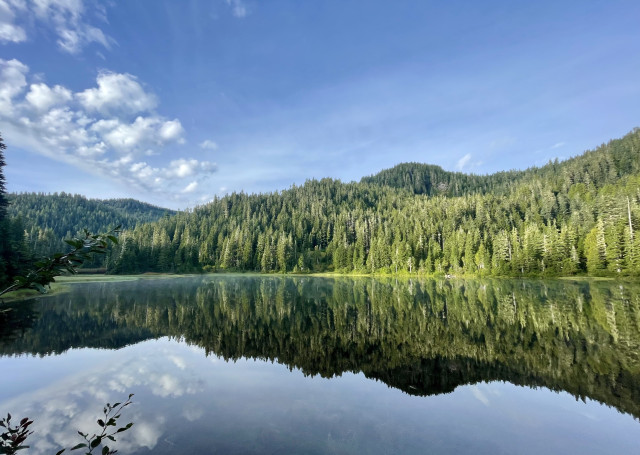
[225,0,248,18]
[0,0,27,43]
[182,181,198,193]
[551,141,565,149]
[0,57,27,114]
[172,159,201,178]
[159,119,185,143]
[183,405,204,422]
[166,158,217,179]
[199,139,218,150]
[95,116,164,152]
[30,0,111,54]
[169,355,187,370]
[470,385,490,406]
[37,106,93,150]
[77,72,158,115]
[456,153,471,170]
[0,58,215,204]
[0,0,113,53]
[26,82,72,111]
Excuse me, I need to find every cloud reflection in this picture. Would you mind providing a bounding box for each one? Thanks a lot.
[0,338,206,454]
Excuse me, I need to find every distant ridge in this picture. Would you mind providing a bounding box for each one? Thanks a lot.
[7,192,174,259]
[361,162,525,197]
[361,127,640,197]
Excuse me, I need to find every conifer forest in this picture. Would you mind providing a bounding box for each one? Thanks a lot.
[3,128,640,281]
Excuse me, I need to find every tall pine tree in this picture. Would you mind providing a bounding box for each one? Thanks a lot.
[0,133,7,220]
[0,133,12,286]
[0,133,29,288]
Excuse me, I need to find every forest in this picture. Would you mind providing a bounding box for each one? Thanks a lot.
[1,128,640,283]
[103,128,640,277]
[7,193,173,260]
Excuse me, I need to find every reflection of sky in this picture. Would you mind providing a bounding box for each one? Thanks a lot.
[2,338,640,454]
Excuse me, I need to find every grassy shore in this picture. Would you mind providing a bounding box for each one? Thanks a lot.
[2,271,630,303]
[0,273,191,302]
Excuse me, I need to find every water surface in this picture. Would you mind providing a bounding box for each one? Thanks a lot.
[1,275,639,454]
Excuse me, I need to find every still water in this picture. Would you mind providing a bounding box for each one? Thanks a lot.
[1,275,639,454]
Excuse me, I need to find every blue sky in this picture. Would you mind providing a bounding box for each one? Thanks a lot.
[1,0,639,209]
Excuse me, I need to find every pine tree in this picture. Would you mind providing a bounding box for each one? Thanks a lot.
[0,133,13,287]
[0,134,7,221]
[585,226,605,275]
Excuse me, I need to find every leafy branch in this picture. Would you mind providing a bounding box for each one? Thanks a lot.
[1,394,134,455]
[0,227,121,300]
[0,414,33,455]
[56,394,134,455]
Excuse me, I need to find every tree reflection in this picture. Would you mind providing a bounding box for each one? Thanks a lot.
[2,276,639,418]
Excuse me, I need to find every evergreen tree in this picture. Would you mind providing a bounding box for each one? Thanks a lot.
[0,133,7,221]
[0,134,27,287]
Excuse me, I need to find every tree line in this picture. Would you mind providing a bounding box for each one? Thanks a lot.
[105,128,640,277]
[2,128,640,280]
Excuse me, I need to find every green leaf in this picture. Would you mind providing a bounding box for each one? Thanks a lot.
[90,437,102,449]
[102,446,109,455]
[55,449,66,455]
[115,423,133,433]
[70,443,87,450]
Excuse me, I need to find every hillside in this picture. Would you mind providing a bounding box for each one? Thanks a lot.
[104,129,640,277]
[361,130,640,197]
[361,163,525,197]
[7,193,174,260]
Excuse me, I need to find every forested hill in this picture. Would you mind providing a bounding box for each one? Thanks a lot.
[361,130,640,197]
[105,128,640,277]
[7,193,174,258]
[361,163,526,197]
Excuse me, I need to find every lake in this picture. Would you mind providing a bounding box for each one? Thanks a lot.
[1,275,639,454]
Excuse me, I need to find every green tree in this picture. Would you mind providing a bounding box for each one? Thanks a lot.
[0,227,120,299]
[0,133,7,220]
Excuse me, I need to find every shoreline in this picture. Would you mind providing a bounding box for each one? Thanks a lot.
[2,271,627,302]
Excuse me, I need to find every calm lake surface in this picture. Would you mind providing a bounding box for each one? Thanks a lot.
[1,275,639,454]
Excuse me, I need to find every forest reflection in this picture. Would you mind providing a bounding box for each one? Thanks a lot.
[2,275,639,419]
